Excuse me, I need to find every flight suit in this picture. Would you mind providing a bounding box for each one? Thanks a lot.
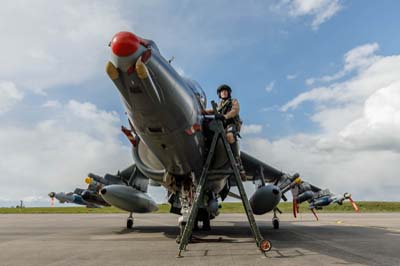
[216,98,246,180]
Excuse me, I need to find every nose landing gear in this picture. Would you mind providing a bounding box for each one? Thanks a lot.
[127,212,134,229]
[272,207,282,229]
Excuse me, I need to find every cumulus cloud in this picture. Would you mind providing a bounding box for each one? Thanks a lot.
[265,81,275,92]
[0,1,130,93]
[0,81,23,113]
[305,43,380,85]
[244,43,400,201]
[241,124,263,135]
[281,43,397,111]
[0,100,131,204]
[41,100,61,108]
[338,83,400,152]
[0,1,283,95]
[286,74,297,80]
[243,136,400,201]
[288,0,342,30]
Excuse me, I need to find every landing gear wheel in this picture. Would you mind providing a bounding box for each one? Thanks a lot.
[127,218,134,229]
[272,218,279,229]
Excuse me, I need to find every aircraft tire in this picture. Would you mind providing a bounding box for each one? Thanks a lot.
[127,218,134,229]
[272,218,279,229]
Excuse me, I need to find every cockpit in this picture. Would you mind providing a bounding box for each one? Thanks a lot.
[185,78,207,110]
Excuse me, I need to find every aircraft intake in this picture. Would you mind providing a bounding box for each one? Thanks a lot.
[100,185,158,213]
[249,185,281,215]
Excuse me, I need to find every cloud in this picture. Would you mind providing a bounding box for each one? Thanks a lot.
[0,100,131,204]
[243,136,400,201]
[265,81,275,92]
[286,74,297,80]
[243,43,400,201]
[288,0,342,30]
[0,1,131,93]
[41,100,61,108]
[305,78,315,85]
[0,1,285,95]
[337,83,400,152]
[306,43,380,85]
[241,124,263,135]
[282,43,400,147]
[281,43,391,111]
[0,81,23,114]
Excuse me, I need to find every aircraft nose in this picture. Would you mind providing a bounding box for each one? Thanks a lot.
[110,31,140,57]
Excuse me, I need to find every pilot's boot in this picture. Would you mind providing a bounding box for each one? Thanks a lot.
[230,142,246,181]
[202,212,211,231]
[193,220,200,231]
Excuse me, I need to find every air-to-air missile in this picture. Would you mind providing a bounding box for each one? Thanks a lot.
[48,190,99,207]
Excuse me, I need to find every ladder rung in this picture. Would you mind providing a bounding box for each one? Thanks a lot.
[207,170,234,175]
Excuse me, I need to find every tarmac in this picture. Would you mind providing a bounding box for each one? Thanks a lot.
[0,212,399,266]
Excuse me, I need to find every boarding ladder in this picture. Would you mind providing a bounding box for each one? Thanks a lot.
[177,101,271,257]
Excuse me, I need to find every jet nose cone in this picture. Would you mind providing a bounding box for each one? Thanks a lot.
[110,31,140,57]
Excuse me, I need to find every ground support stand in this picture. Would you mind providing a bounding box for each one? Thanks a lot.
[177,106,271,257]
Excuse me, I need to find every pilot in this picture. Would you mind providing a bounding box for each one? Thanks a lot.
[206,84,246,180]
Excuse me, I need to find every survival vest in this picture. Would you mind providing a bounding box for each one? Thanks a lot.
[217,98,243,129]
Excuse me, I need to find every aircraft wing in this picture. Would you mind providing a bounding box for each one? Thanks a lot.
[240,151,284,182]
[87,164,150,193]
[241,151,321,190]
[240,151,358,216]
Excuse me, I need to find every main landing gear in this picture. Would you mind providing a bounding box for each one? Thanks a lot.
[127,212,134,229]
[272,208,282,229]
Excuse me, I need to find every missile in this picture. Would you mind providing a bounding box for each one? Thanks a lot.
[312,196,332,207]
[296,191,314,204]
[86,173,124,186]
[249,185,281,215]
[100,185,158,213]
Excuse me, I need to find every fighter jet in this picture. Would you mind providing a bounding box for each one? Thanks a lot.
[92,31,358,253]
[48,188,100,208]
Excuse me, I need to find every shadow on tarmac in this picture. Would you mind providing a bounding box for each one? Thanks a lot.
[111,221,399,265]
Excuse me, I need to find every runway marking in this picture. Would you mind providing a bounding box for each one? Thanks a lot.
[332,220,400,233]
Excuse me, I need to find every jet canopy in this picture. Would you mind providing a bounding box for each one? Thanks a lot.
[185,78,207,109]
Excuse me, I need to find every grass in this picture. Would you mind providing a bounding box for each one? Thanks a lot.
[0,201,399,214]
[220,201,400,213]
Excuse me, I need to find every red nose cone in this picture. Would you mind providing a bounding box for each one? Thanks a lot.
[110,32,140,57]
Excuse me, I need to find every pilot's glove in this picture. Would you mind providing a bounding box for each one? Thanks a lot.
[215,114,225,121]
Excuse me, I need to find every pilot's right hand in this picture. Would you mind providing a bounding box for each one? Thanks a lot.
[214,114,225,121]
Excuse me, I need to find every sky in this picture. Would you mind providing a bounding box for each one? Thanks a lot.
[1,0,400,207]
